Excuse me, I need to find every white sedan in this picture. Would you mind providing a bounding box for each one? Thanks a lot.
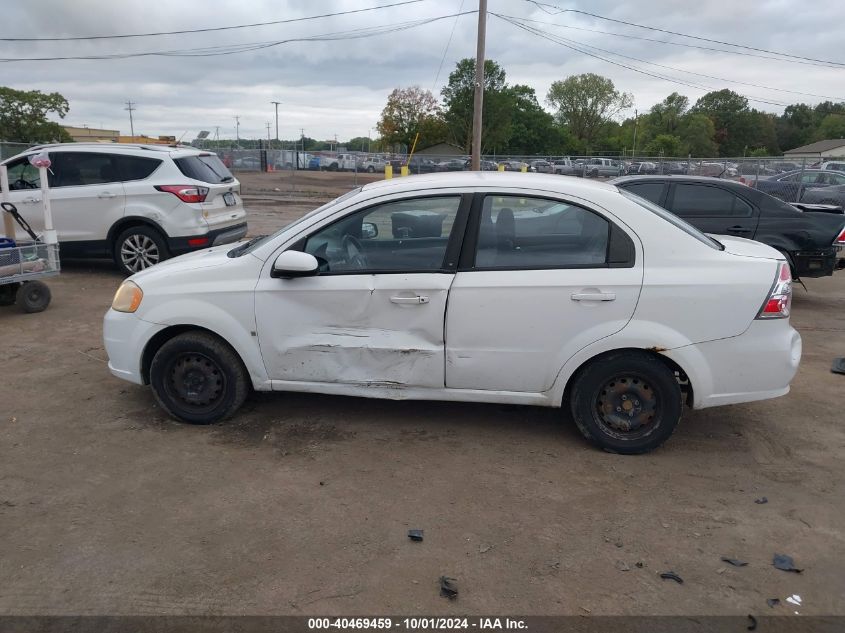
[104,173,801,454]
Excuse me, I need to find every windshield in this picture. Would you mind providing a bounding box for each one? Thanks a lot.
[230,187,362,257]
[619,188,723,250]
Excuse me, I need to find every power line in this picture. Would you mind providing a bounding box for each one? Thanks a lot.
[496,15,793,108]
[499,13,845,70]
[524,1,845,68]
[0,0,427,42]
[0,13,475,62]
[431,0,467,92]
[498,14,845,102]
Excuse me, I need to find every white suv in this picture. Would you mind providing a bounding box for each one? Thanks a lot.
[1,143,247,274]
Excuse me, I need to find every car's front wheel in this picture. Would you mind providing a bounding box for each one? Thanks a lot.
[569,351,682,454]
[150,332,249,424]
[114,226,170,275]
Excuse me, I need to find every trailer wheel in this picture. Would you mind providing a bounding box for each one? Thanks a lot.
[18,280,51,313]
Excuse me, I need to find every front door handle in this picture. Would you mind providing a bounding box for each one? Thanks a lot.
[571,292,616,302]
[98,191,117,199]
[22,197,42,204]
[727,225,752,235]
[390,295,429,305]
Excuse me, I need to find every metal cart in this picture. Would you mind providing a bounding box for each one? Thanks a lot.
[0,157,61,313]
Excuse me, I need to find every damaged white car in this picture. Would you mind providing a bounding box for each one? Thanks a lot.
[104,173,801,453]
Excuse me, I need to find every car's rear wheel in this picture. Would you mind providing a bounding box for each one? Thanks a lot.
[149,332,249,424]
[367,166,375,173]
[114,225,170,276]
[569,351,682,454]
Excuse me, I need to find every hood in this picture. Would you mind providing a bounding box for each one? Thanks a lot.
[709,234,784,260]
[129,242,237,283]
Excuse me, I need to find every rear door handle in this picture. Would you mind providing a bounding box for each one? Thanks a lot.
[390,295,429,305]
[571,292,616,302]
[22,197,42,204]
[98,191,117,199]
[727,225,752,235]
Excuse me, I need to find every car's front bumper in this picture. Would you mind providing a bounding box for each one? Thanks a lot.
[103,309,167,385]
[167,222,248,256]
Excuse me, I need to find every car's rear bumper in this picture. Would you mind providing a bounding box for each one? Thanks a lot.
[792,248,838,277]
[664,320,802,409]
[167,222,248,255]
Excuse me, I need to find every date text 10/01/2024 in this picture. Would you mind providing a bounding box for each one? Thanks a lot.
[307,618,528,630]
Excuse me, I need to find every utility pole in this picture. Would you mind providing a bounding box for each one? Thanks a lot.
[631,109,638,158]
[271,100,281,141]
[124,100,136,138]
[470,0,487,171]
[265,122,272,147]
[234,116,240,148]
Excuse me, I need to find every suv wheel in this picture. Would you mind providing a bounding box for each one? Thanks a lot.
[114,225,169,275]
[150,331,249,424]
[367,166,375,173]
[569,351,682,454]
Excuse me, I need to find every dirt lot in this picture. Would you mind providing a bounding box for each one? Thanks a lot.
[2,173,844,616]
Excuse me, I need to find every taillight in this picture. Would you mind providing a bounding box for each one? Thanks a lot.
[756,261,792,320]
[834,227,845,245]
[154,184,209,203]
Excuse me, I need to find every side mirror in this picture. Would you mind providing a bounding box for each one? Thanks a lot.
[271,251,319,278]
[361,221,378,239]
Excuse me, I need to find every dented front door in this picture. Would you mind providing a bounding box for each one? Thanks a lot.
[255,273,451,387]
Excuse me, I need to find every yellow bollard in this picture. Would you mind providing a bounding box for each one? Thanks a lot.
[400,165,409,177]
[385,165,393,179]
[520,163,527,173]
[497,163,505,172]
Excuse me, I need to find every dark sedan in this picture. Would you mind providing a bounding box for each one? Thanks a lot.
[801,183,845,208]
[612,175,845,278]
[754,169,845,202]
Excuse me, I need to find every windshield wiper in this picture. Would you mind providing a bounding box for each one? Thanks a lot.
[221,176,234,183]
[227,234,266,257]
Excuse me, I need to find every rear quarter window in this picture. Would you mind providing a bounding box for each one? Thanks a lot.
[174,154,234,183]
[116,155,162,181]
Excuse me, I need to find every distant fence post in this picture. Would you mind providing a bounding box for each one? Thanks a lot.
[754,159,760,188]
[796,158,806,202]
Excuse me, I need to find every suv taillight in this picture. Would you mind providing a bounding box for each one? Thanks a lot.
[756,261,792,320]
[833,228,845,245]
[154,184,209,203]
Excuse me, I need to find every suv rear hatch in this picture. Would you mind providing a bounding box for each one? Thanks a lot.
[174,153,246,228]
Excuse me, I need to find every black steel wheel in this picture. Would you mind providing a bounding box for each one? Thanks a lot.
[18,280,51,313]
[569,351,682,454]
[150,332,249,424]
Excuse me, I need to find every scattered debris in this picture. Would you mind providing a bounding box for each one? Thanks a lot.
[579,606,591,614]
[766,598,780,608]
[721,557,748,567]
[786,594,802,606]
[747,614,757,631]
[661,522,670,529]
[831,357,845,375]
[8,417,16,423]
[439,576,458,599]
[319,481,325,486]
[615,560,631,572]
[773,554,803,573]
[754,497,768,505]
[659,571,683,584]
[478,544,492,554]
[716,567,727,575]
[408,529,424,542]
[635,561,644,568]
[615,541,624,548]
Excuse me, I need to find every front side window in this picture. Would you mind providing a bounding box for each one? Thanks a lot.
[4,156,40,190]
[671,184,753,217]
[303,196,462,273]
[473,195,610,269]
[51,152,119,187]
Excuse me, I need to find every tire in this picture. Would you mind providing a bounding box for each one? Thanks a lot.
[367,166,375,173]
[114,225,170,276]
[329,163,338,172]
[569,351,682,454]
[591,169,600,178]
[18,280,51,313]
[149,331,249,424]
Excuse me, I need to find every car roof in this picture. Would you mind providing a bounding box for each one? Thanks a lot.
[361,171,620,195]
[612,175,745,187]
[21,142,206,159]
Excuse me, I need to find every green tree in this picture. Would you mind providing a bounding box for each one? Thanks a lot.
[690,89,753,156]
[644,134,683,156]
[777,103,815,151]
[677,113,718,156]
[545,73,632,150]
[502,84,563,154]
[0,86,72,143]
[377,86,441,152]
[648,92,689,136]
[441,58,513,153]
[813,114,845,141]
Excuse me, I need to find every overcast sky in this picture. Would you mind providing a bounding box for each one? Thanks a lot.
[2,0,843,142]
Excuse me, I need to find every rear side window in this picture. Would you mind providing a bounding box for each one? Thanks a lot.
[116,156,161,181]
[473,195,612,269]
[51,152,119,187]
[622,182,664,205]
[671,183,753,217]
[620,189,722,250]
[174,154,234,183]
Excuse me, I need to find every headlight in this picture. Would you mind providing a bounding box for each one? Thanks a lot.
[112,281,143,313]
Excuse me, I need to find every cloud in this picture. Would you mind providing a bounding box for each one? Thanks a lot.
[1,0,842,141]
